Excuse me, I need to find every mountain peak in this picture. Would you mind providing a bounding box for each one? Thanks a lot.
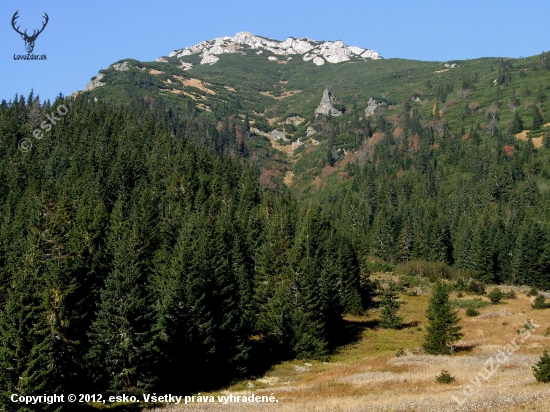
[160,32,382,68]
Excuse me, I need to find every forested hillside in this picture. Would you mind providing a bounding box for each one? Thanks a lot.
[0,94,363,411]
[3,32,550,410]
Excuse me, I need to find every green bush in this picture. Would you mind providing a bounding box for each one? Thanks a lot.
[397,261,461,282]
[532,294,548,309]
[435,369,456,384]
[504,290,517,299]
[488,288,503,304]
[362,258,395,275]
[466,308,480,317]
[395,348,406,357]
[465,280,486,295]
[253,117,271,133]
[527,287,539,297]
[533,351,550,383]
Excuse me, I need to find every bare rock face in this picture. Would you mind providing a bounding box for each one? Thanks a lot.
[312,56,325,66]
[286,116,305,126]
[163,32,382,68]
[270,129,289,141]
[84,73,106,91]
[180,61,193,71]
[365,97,381,117]
[250,127,290,142]
[315,89,342,117]
[306,126,317,137]
[200,53,219,65]
[110,61,129,71]
[292,138,304,148]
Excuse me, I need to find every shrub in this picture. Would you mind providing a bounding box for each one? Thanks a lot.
[435,369,456,384]
[454,278,466,291]
[532,294,548,310]
[527,287,539,297]
[397,260,461,282]
[466,308,480,317]
[504,290,517,299]
[488,288,503,304]
[533,351,550,383]
[253,117,271,133]
[395,348,406,357]
[466,280,486,295]
[457,292,464,298]
[362,258,395,275]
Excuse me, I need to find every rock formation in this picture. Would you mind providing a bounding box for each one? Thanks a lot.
[365,97,382,117]
[315,89,342,117]
[306,126,317,137]
[180,61,193,71]
[286,116,305,126]
[84,73,106,91]
[161,32,382,68]
[110,61,129,71]
[250,127,290,142]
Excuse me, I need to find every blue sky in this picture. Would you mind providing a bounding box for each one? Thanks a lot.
[1,0,550,102]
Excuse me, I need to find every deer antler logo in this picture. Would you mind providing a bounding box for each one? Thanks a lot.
[11,11,49,53]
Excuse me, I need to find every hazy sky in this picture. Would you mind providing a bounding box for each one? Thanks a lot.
[1,0,549,102]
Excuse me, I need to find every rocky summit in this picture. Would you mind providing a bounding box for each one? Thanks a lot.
[160,31,382,69]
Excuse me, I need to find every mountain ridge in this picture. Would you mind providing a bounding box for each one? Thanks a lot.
[158,31,383,68]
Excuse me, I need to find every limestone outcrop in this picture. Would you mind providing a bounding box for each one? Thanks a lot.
[315,89,342,117]
[286,116,305,126]
[250,127,290,142]
[84,73,106,91]
[110,61,129,71]
[365,97,382,117]
[162,32,382,68]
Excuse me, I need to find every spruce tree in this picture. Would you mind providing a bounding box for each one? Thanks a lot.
[533,350,550,383]
[423,283,463,354]
[86,196,157,395]
[532,107,543,131]
[511,111,524,134]
[379,280,402,329]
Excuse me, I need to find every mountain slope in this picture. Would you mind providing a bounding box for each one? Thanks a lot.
[78,36,550,194]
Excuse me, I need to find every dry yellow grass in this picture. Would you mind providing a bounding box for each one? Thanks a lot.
[148,287,550,412]
[173,76,216,95]
[268,137,295,157]
[283,171,294,186]
[260,90,301,100]
[515,130,543,148]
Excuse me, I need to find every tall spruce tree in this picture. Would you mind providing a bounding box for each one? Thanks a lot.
[379,280,402,329]
[423,283,463,354]
[511,111,524,134]
[532,107,543,131]
[86,196,157,395]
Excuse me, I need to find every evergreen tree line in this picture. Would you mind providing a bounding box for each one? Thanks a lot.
[0,94,364,411]
[319,107,550,290]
